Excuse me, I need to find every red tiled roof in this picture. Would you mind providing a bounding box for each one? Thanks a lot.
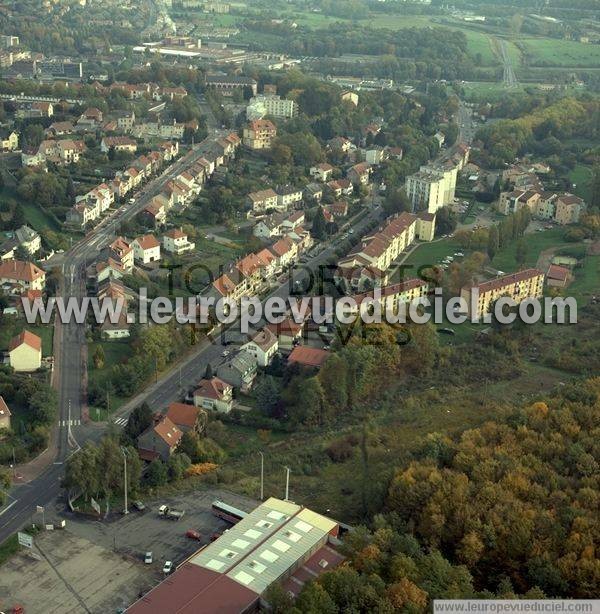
[194,377,230,401]
[152,416,182,448]
[288,346,330,368]
[135,235,160,250]
[470,269,544,294]
[0,396,11,419]
[8,329,42,352]
[0,260,45,283]
[166,403,199,429]
[547,264,570,282]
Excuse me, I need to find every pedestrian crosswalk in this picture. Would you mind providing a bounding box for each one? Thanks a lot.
[60,419,81,427]
[113,417,128,427]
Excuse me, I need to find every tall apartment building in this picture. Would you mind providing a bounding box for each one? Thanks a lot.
[406,160,458,214]
[243,119,277,150]
[461,269,545,319]
[246,95,298,120]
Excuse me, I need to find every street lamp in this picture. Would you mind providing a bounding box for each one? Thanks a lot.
[284,466,290,502]
[258,452,264,501]
[120,447,129,515]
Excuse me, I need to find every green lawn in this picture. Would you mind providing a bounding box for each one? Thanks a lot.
[520,38,600,67]
[491,228,569,272]
[569,255,600,305]
[87,339,133,418]
[0,322,53,356]
[396,237,462,279]
[0,533,20,565]
[569,165,593,203]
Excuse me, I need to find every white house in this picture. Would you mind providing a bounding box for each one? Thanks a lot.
[241,327,279,367]
[162,228,195,255]
[132,235,161,264]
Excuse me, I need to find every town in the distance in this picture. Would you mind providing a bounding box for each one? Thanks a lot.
[0,0,598,612]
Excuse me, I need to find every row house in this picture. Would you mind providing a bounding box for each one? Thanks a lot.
[248,189,278,213]
[253,211,306,239]
[143,198,168,227]
[304,182,323,203]
[498,189,585,225]
[276,185,303,210]
[107,237,135,272]
[337,212,434,291]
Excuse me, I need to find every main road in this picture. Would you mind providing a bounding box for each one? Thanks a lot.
[0,135,383,543]
[0,128,234,543]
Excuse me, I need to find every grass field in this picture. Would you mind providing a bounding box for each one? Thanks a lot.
[569,255,600,305]
[569,164,593,203]
[491,228,569,272]
[520,38,600,67]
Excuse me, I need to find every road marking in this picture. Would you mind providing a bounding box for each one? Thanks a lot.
[113,417,128,427]
[0,500,18,517]
[60,419,81,427]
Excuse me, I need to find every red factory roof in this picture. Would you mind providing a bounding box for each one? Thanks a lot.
[126,563,258,614]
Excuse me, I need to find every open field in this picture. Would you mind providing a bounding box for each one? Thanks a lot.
[519,37,600,67]
[569,164,593,203]
[491,228,569,272]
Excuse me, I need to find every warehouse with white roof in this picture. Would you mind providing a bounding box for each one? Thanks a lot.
[127,498,344,614]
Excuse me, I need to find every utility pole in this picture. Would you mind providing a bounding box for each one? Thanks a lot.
[258,452,264,501]
[284,466,290,502]
[121,448,129,515]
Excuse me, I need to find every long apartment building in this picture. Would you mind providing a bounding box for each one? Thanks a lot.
[126,498,343,614]
[337,211,435,291]
[246,94,298,120]
[461,268,545,319]
[498,189,585,225]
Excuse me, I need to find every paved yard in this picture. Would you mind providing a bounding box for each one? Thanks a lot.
[0,530,157,614]
[63,489,258,570]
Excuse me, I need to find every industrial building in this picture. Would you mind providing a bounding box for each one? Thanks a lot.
[126,498,343,614]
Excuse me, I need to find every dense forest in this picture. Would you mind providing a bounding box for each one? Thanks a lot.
[266,378,600,611]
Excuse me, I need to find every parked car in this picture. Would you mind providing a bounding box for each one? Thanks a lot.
[186,529,202,541]
[163,561,173,574]
[144,551,153,564]
[222,350,230,357]
[133,500,145,512]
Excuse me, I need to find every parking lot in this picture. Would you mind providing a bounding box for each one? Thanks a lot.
[64,489,258,571]
[0,530,156,614]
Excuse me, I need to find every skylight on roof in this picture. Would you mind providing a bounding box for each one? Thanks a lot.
[234,570,255,586]
[267,510,285,520]
[295,520,313,533]
[244,529,262,539]
[205,559,226,571]
[260,549,279,563]
[285,530,302,543]
[232,538,250,550]
[272,539,291,553]
[248,560,266,573]
[219,549,237,559]
[256,520,273,529]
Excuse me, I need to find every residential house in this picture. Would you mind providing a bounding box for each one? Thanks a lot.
[326,201,349,219]
[241,327,278,367]
[0,128,18,151]
[8,329,42,372]
[433,131,445,148]
[0,396,11,431]
[248,189,279,213]
[348,162,372,186]
[341,90,359,106]
[216,351,258,393]
[555,194,584,225]
[132,235,161,264]
[243,119,276,150]
[276,185,303,210]
[364,147,387,165]
[14,226,41,255]
[108,237,134,272]
[193,377,234,413]
[327,179,354,198]
[163,228,195,255]
[77,107,103,129]
[137,415,183,462]
[310,163,334,183]
[0,260,46,293]
[101,136,137,154]
[288,346,329,369]
[100,313,130,340]
[269,237,297,270]
[166,402,206,435]
[327,136,355,153]
[212,267,247,301]
[267,317,304,350]
[115,110,136,132]
[304,182,323,202]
